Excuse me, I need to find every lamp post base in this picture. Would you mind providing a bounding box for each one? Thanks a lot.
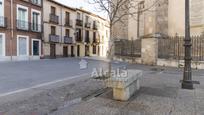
[181,81,194,90]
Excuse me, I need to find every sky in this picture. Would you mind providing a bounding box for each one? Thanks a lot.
[57,0,107,19]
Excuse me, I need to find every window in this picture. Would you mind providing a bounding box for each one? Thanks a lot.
[32,11,40,31]
[65,29,69,37]
[51,26,56,35]
[51,6,56,14]
[18,36,28,56]
[0,34,5,56]
[32,40,40,56]
[17,5,28,30]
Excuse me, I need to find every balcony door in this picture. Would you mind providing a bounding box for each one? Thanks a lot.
[0,0,3,26]
[0,0,4,16]
[32,11,41,32]
[17,5,28,30]
[65,12,70,25]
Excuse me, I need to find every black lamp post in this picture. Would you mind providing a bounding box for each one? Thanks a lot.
[181,0,193,89]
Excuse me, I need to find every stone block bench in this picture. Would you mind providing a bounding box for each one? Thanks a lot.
[106,70,143,101]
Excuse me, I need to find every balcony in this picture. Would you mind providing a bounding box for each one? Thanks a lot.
[75,35,82,42]
[30,0,42,6]
[50,14,59,24]
[49,34,60,43]
[84,37,90,43]
[0,16,7,28]
[85,22,91,28]
[64,20,73,28]
[76,19,83,27]
[93,24,98,30]
[31,23,42,32]
[16,20,29,31]
[93,38,100,44]
[64,36,73,44]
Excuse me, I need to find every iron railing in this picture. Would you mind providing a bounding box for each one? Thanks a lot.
[158,36,204,61]
[93,37,100,44]
[30,0,42,6]
[93,23,98,30]
[85,37,90,43]
[31,23,42,32]
[0,16,7,28]
[85,22,91,28]
[76,19,83,26]
[64,19,73,27]
[16,20,29,30]
[49,34,60,43]
[64,36,73,44]
[50,14,59,24]
[114,39,141,57]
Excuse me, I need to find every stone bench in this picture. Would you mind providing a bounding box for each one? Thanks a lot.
[106,70,142,101]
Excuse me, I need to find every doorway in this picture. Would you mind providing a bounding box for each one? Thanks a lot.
[50,43,56,59]
[77,45,80,57]
[71,46,74,57]
[63,46,68,57]
[85,45,90,56]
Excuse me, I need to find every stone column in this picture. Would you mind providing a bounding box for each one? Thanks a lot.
[141,37,158,65]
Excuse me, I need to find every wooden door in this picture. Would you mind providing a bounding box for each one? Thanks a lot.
[63,46,68,57]
[50,44,56,59]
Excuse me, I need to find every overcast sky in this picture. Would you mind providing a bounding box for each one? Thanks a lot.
[57,0,107,18]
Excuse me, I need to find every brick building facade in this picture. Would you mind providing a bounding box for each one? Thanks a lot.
[0,0,42,61]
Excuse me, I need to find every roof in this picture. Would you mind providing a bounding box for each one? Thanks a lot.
[47,0,76,11]
[47,0,108,22]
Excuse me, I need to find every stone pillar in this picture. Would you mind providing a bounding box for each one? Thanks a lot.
[141,37,158,65]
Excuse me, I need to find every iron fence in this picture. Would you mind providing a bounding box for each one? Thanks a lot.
[158,36,204,61]
[114,39,141,57]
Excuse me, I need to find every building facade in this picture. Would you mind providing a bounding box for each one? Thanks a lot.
[113,0,204,40]
[43,0,76,58]
[43,0,110,59]
[0,0,43,61]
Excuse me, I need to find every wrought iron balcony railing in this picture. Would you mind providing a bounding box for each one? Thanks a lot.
[85,22,91,28]
[30,0,42,6]
[64,36,73,44]
[93,24,98,30]
[0,16,7,28]
[50,14,59,24]
[16,20,29,30]
[75,35,82,42]
[84,37,90,43]
[64,20,73,28]
[49,34,60,43]
[31,23,42,32]
[76,19,83,26]
[93,38,100,44]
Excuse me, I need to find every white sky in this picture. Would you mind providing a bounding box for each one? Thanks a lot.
[57,0,107,18]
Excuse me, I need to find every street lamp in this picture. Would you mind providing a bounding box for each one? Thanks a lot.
[181,0,199,89]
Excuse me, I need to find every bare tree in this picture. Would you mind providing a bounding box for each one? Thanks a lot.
[88,0,160,77]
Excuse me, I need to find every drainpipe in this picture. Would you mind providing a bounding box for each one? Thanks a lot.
[10,0,13,61]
